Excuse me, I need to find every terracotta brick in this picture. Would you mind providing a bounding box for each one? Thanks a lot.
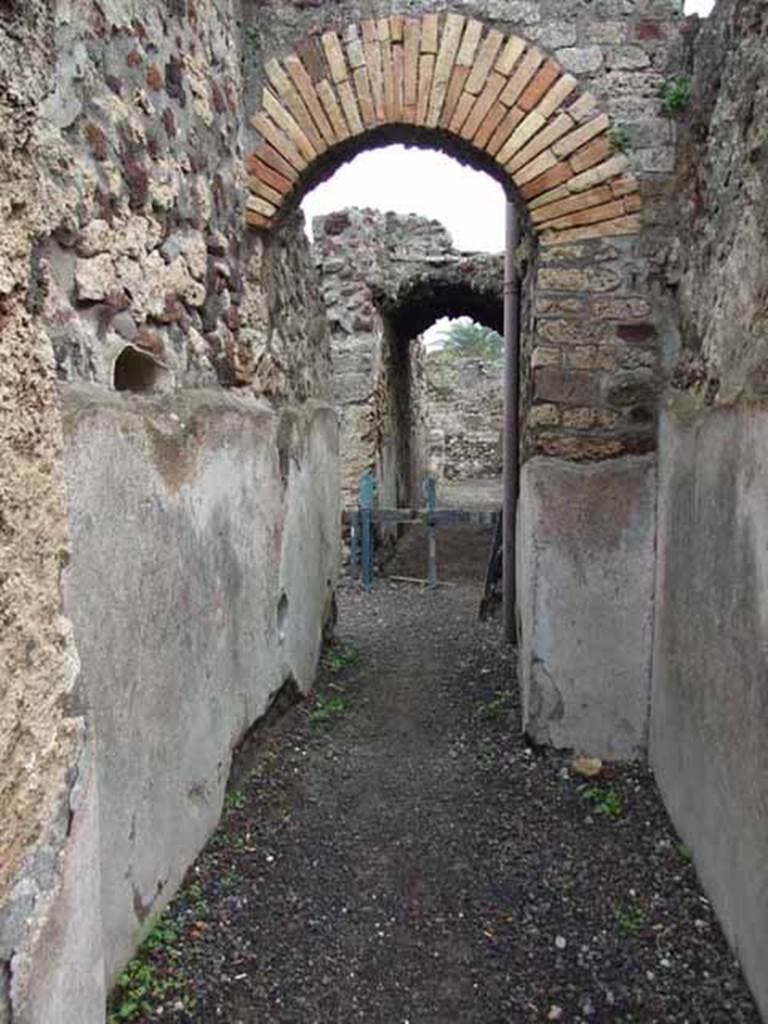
[416,53,435,125]
[245,209,271,229]
[262,88,317,161]
[251,142,299,184]
[245,155,293,195]
[528,182,571,210]
[567,154,629,193]
[449,90,475,133]
[499,47,543,107]
[457,18,483,66]
[322,31,348,83]
[568,135,612,173]
[623,192,642,213]
[486,105,524,156]
[251,113,307,172]
[316,80,350,141]
[420,13,439,54]
[520,162,573,200]
[464,28,505,94]
[284,54,336,145]
[377,17,390,42]
[440,65,470,127]
[296,37,326,84]
[610,173,639,199]
[496,110,545,164]
[531,184,614,224]
[403,18,421,106]
[512,148,558,186]
[495,35,525,76]
[507,112,573,172]
[247,193,278,218]
[362,19,378,44]
[540,214,641,244]
[518,59,560,112]
[264,64,325,154]
[353,66,377,128]
[248,175,284,207]
[474,101,507,149]
[364,35,385,121]
[346,31,366,70]
[427,12,465,126]
[461,71,506,139]
[393,44,405,120]
[390,15,404,42]
[543,199,626,231]
[535,74,578,118]
[382,37,396,119]
[552,112,609,159]
[338,79,363,134]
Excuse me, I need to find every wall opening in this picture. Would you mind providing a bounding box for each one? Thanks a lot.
[113,347,168,393]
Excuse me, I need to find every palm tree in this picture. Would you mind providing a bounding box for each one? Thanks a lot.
[433,319,503,361]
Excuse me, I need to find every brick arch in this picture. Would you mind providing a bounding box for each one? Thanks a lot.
[245,12,641,243]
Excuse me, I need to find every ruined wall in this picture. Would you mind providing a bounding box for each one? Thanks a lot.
[0,1,337,1020]
[426,352,503,481]
[315,207,503,505]
[651,1,768,1015]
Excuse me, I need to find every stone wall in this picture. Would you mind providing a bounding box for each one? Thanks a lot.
[425,352,504,481]
[315,207,504,505]
[651,0,768,1016]
[0,1,337,1021]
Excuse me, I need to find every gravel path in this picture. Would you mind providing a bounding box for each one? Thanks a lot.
[108,528,761,1024]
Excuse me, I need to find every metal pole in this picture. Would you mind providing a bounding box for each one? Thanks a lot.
[360,471,375,589]
[425,475,438,590]
[503,201,520,644]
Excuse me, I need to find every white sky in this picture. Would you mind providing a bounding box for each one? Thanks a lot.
[301,0,714,341]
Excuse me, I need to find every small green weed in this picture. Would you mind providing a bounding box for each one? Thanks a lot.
[224,788,245,812]
[309,694,347,726]
[323,642,359,674]
[107,919,193,1022]
[675,841,693,861]
[660,76,691,114]
[482,690,512,719]
[243,26,260,51]
[579,783,623,818]
[612,899,645,936]
[608,124,632,153]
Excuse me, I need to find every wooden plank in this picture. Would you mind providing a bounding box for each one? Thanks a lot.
[416,53,435,125]
[403,17,421,107]
[536,73,578,118]
[321,31,348,83]
[284,53,336,145]
[531,184,614,224]
[456,18,483,66]
[338,79,363,135]
[262,87,317,161]
[353,66,377,128]
[461,70,505,140]
[427,12,465,126]
[440,64,470,127]
[552,112,610,159]
[316,79,350,141]
[518,59,560,111]
[499,46,543,107]
[464,28,504,94]
[474,100,507,149]
[245,151,295,191]
[495,34,525,75]
[507,112,573,172]
[420,13,439,53]
[486,104,524,156]
[251,112,307,171]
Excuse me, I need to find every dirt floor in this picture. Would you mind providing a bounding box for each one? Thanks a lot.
[108,517,761,1024]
